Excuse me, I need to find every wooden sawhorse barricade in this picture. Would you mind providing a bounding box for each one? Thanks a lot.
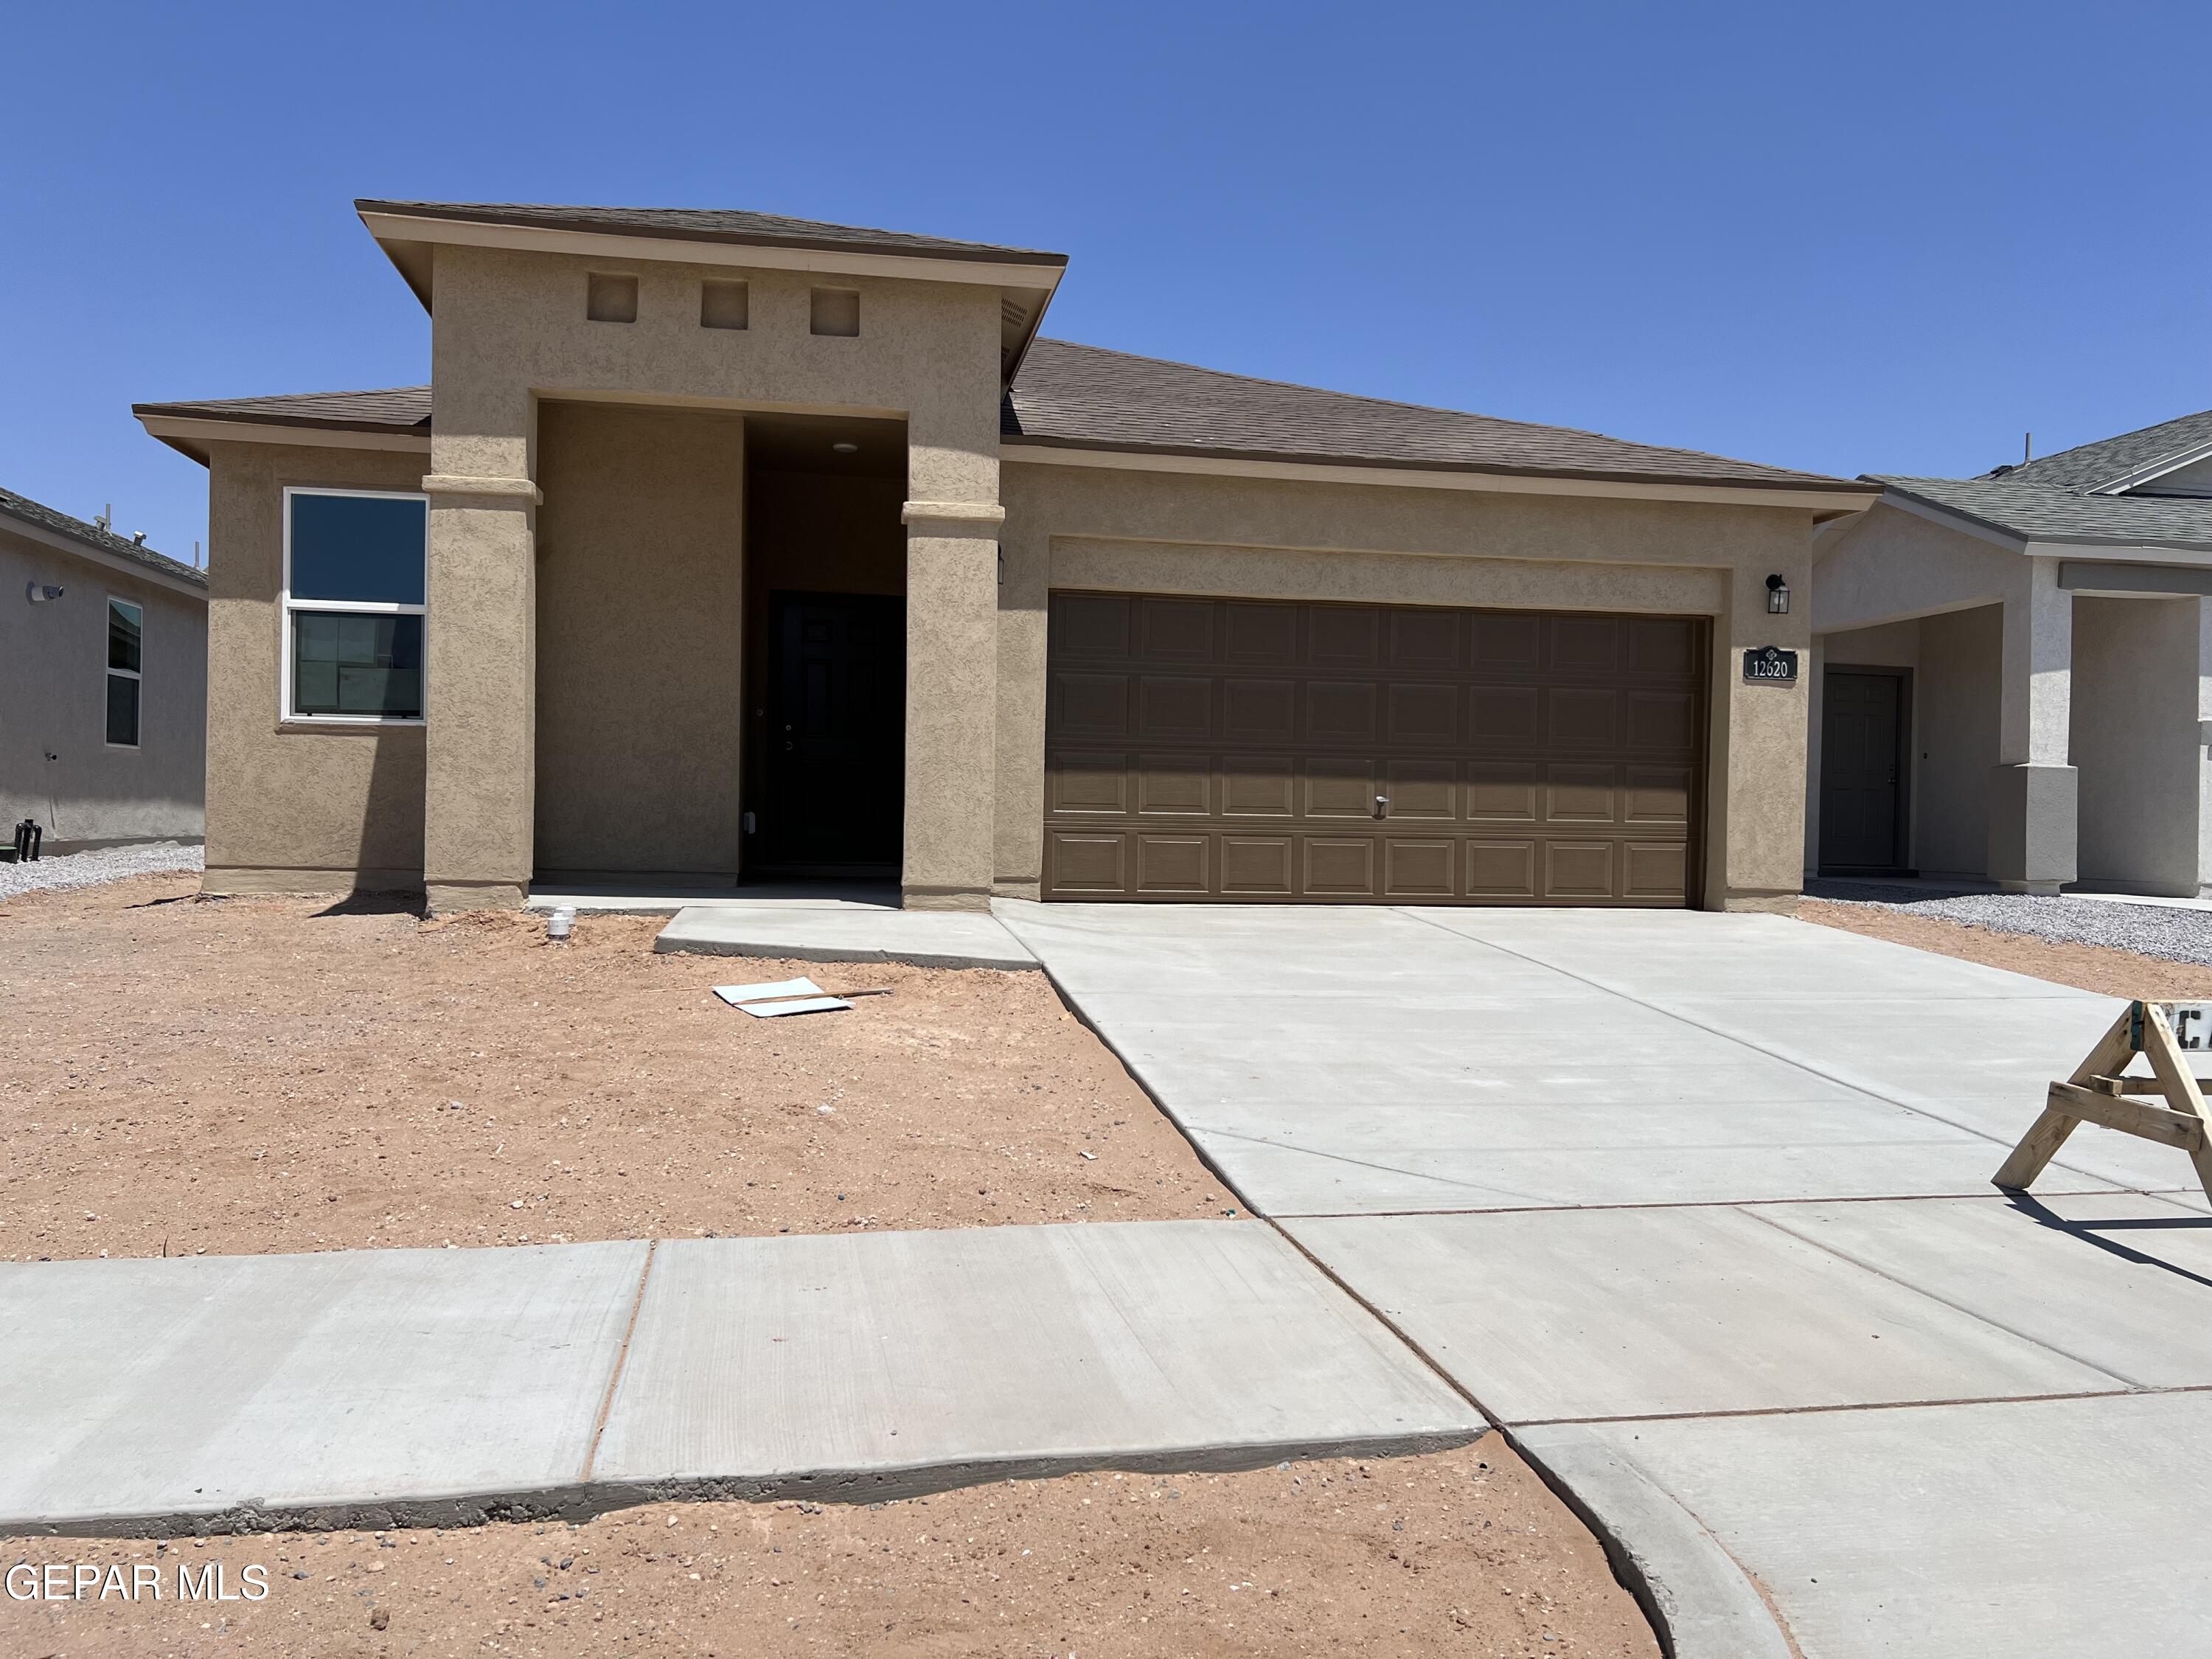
[1997,1000,2212,1197]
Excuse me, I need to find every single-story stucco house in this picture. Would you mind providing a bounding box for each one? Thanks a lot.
[134,198,1875,914]
[1,486,207,852]
[1809,408,2212,895]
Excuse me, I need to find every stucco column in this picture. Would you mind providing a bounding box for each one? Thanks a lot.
[1712,548,1813,912]
[2196,598,2212,897]
[422,473,540,911]
[1989,557,2075,892]
[900,498,1002,911]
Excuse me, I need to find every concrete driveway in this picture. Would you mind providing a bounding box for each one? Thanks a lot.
[997,901,2212,1658]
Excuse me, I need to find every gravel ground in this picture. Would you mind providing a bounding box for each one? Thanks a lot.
[0,839,203,900]
[1806,878,2212,968]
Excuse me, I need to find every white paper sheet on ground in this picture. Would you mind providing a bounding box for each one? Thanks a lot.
[712,978,852,1018]
[737,995,851,1018]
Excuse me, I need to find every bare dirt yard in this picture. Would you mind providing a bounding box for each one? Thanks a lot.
[1799,897,2212,998]
[0,1444,1658,1659]
[0,873,1231,1262]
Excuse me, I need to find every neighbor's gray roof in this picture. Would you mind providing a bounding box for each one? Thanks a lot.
[0,484,205,589]
[355,201,1068,268]
[1871,403,2212,550]
[133,343,1864,494]
[1002,340,1864,492]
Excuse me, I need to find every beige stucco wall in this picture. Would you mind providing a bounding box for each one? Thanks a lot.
[0,524,206,847]
[995,460,1820,911]
[199,440,428,893]
[534,402,745,880]
[2072,595,2202,894]
[424,242,1002,908]
[1913,604,2003,877]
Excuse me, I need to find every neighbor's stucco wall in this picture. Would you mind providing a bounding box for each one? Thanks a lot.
[423,242,1002,908]
[534,402,745,880]
[995,459,1821,911]
[198,440,428,893]
[1911,604,2003,877]
[0,523,206,847]
[2071,594,2203,894]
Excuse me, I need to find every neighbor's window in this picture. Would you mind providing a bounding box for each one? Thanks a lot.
[283,487,427,721]
[105,598,142,747]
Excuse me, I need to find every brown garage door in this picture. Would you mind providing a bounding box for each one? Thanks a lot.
[1043,593,1706,905]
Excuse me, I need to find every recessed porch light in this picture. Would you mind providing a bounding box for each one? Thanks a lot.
[832,442,859,453]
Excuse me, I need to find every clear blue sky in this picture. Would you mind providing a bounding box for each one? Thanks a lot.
[6,1,2207,562]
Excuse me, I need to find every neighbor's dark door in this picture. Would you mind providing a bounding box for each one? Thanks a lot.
[760,593,905,873]
[1820,668,1907,872]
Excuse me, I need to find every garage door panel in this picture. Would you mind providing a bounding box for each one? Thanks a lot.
[1385,759,1458,820]
[1138,597,1217,661]
[1224,678,1296,742]
[1305,837,1378,894]
[1047,831,1127,894]
[1470,685,1541,745]
[1135,834,1209,894]
[1135,754,1210,815]
[1223,756,1295,816]
[1546,841,1618,900]
[1044,595,1705,906]
[1048,750,1128,814]
[1051,672,1130,740]
[1225,603,1299,662]
[1137,675,1214,742]
[1221,835,1293,894]
[1467,762,1540,822]
[1547,687,1618,747]
[1051,594,1133,658]
[1545,763,1618,824]
[1305,757,1379,818]
[1467,840,1538,899]
[1388,682,1459,745]
[1383,838,1456,898]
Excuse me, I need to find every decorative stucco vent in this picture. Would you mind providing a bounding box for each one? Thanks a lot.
[810,288,860,338]
[586,273,639,324]
[701,279,750,331]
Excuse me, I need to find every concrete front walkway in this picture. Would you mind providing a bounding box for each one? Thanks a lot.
[995,900,2212,1659]
[0,1220,1478,1537]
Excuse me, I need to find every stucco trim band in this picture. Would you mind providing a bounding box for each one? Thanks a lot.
[902,501,1006,527]
[422,474,546,504]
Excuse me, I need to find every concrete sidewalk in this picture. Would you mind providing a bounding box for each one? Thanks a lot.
[0,1220,1479,1537]
[653,897,1037,970]
[997,900,2212,1659]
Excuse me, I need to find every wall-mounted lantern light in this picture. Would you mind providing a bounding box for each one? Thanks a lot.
[1765,573,1790,615]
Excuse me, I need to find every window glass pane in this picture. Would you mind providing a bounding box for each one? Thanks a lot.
[290,611,423,717]
[106,673,140,745]
[289,493,426,605]
[108,600,142,672]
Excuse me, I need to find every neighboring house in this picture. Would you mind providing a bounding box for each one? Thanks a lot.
[0,487,207,851]
[136,198,1873,914]
[1809,410,2212,896]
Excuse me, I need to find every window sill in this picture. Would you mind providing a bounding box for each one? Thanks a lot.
[277,717,426,734]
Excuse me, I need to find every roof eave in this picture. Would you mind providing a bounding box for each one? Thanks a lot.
[1006,435,1879,512]
[133,406,433,466]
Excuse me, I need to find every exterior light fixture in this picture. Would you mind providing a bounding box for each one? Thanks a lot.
[25,582,63,603]
[832,441,859,454]
[1765,574,1790,615]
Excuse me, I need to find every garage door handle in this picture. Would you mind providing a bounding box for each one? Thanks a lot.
[1374,793,1389,820]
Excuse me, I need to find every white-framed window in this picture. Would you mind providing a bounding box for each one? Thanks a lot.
[282,486,428,723]
[105,597,142,748]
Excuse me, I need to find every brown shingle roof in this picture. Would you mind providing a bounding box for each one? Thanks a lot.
[134,385,433,437]
[355,201,1067,268]
[134,344,1863,495]
[1003,339,1863,493]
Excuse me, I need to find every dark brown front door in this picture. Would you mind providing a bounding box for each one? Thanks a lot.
[1819,667,1907,872]
[758,592,905,874]
[1042,594,1707,905]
